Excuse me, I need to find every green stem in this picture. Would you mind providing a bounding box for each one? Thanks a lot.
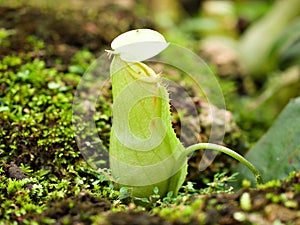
[184,143,264,185]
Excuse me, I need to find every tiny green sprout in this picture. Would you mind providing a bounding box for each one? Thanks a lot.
[240,192,251,211]
[108,29,263,198]
[119,187,131,200]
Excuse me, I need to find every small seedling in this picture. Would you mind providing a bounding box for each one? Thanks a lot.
[108,29,263,198]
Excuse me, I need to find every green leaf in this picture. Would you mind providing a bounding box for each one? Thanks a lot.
[48,82,61,89]
[119,187,131,200]
[0,106,9,112]
[235,97,300,187]
[271,18,300,69]
[239,0,300,77]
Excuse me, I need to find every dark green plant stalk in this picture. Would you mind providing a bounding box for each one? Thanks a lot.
[184,143,264,185]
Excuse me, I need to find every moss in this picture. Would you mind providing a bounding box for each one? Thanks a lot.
[0,27,116,223]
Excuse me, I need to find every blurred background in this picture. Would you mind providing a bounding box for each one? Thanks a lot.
[1,0,299,142]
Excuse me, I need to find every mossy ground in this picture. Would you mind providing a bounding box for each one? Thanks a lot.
[1,1,300,225]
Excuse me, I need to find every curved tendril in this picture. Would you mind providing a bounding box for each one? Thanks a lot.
[184,143,264,185]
